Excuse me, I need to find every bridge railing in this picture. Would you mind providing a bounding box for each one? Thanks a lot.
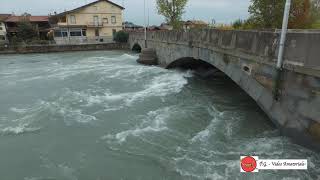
[130,29,320,70]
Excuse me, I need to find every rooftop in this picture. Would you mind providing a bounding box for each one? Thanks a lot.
[0,14,11,21]
[5,16,49,22]
[55,0,124,17]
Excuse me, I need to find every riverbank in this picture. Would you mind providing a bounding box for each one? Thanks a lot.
[0,43,129,54]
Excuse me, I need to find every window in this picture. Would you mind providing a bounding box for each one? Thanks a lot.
[93,16,99,26]
[69,15,76,24]
[0,27,2,30]
[103,18,108,24]
[54,29,68,37]
[54,31,61,37]
[70,31,81,36]
[70,29,82,36]
[111,16,116,24]
[0,35,5,40]
[95,28,99,36]
[61,31,68,37]
[60,16,67,23]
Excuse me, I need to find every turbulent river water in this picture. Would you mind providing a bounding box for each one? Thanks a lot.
[0,51,319,180]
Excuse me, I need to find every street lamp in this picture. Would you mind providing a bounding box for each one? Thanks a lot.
[277,0,292,69]
[274,0,292,100]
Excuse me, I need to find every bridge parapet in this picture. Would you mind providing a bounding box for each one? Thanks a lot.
[131,29,320,73]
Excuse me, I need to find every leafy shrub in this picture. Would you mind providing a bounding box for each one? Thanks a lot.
[10,36,23,46]
[113,31,129,43]
[232,19,244,29]
[16,20,38,41]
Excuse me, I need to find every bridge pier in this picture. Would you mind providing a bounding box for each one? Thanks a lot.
[129,29,320,151]
[137,48,158,65]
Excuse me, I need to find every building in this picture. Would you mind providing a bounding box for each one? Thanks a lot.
[52,0,124,44]
[123,21,143,31]
[0,14,10,44]
[159,23,173,30]
[183,20,208,30]
[5,15,50,40]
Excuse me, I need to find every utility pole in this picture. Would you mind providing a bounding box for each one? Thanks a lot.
[122,0,125,29]
[277,0,291,69]
[274,0,292,100]
[144,0,147,48]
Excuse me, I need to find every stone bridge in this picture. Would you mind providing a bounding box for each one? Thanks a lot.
[128,29,320,150]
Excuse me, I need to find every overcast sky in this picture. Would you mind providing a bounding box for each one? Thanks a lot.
[0,0,251,25]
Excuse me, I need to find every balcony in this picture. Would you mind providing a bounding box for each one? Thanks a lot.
[87,22,104,27]
[57,22,68,26]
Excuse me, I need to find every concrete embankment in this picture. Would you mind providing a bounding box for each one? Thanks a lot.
[0,43,129,54]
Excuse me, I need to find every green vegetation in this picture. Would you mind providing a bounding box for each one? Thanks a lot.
[16,19,38,41]
[232,19,244,29]
[113,31,129,43]
[156,0,188,29]
[233,0,320,30]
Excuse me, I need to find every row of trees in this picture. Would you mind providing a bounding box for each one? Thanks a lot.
[245,0,320,29]
[156,0,320,30]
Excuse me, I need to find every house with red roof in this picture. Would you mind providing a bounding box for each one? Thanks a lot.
[5,14,51,40]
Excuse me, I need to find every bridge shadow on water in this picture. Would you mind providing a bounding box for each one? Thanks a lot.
[167,57,276,129]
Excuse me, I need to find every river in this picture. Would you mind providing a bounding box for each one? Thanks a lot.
[0,51,319,180]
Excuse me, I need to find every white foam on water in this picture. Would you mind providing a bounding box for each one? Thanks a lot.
[5,53,137,83]
[10,107,29,114]
[191,129,210,142]
[124,72,191,106]
[1,102,52,136]
[190,106,225,143]
[173,155,238,180]
[57,105,97,125]
[102,107,172,143]
[1,124,41,135]
[118,53,138,60]
[62,70,192,111]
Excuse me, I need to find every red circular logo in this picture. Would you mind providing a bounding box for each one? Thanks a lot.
[241,156,257,172]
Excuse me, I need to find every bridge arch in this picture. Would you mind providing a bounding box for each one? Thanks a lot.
[166,57,215,70]
[132,43,142,53]
[166,57,226,79]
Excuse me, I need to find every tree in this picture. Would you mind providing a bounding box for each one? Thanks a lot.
[156,0,188,29]
[248,0,285,29]
[311,0,320,20]
[248,0,314,29]
[113,31,129,43]
[289,0,312,28]
[232,19,245,29]
[16,19,38,41]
